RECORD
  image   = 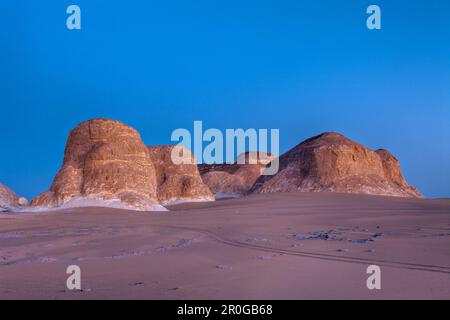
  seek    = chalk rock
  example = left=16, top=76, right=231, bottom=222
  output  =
left=147, top=145, right=214, bottom=204
left=199, top=152, right=276, bottom=197
left=251, top=132, right=421, bottom=198
left=31, top=119, right=164, bottom=211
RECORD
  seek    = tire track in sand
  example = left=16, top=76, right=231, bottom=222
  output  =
left=154, top=224, right=450, bottom=275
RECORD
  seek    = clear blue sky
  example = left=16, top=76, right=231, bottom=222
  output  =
left=0, top=0, right=449, bottom=199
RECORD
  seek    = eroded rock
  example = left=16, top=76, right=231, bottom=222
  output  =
left=147, top=145, right=214, bottom=204
left=251, top=132, right=421, bottom=198
left=31, top=118, right=163, bottom=211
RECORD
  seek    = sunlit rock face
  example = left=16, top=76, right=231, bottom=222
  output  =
left=147, top=145, right=214, bottom=204
left=251, top=132, right=421, bottom=198
left=31, top=118, right=163, bottom=211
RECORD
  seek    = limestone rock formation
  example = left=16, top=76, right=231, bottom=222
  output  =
left=199, top=152, right=276, bottom=197
left=29, top=121, right=420, bottom=211
left=147, top=145, right=214, bottom=204
left=251, top=132, right=421, bottom=198
left=31, top=118, right=164, bottom=211
left=0, top=183, right=28, bottom=211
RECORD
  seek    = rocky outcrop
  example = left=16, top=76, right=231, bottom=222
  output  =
left=31, top=119, right=164, bottom=211
left=28, top=122, right=421, bottom=211
left=199, top=152, right=276, bottom=197
left=147, top=145, right=214, bottom=204
left=0, top=183, right=28, bottom=211
left=251, top=132, right=421, bottom=198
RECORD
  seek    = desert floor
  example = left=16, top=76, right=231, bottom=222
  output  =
left=0, top=192, right=449, bottom=299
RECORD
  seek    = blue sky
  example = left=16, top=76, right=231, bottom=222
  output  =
left=0, top=0, right=449, bottom=199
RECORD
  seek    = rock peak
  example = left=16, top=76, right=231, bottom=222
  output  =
left=298, top=132, right=357, bottom=148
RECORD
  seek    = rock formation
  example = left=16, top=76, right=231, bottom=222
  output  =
left=31, top=118, right=164, bottom=211
left=28, top=121, right=421, bottom=211
left=199, top=152, right=276, bottom=197
left=147, top=145, right=214, bottom=204
left=0, top=183, right=28, bottom=211
left=251, top=132, right=421, bottom=198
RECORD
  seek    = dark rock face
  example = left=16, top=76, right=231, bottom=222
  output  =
left=199, top=152, right=276, bottom=197
left=251, top=132, right=421, bottom=198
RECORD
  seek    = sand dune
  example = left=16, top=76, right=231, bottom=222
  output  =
left=0, top=193, right=449, bottom=299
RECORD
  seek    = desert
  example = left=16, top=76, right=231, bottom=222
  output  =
left=0, top=118, right=448, bottom=300
left=1, top=192, right=449, bottom=299
left=2, top=1, right=449, bottom=306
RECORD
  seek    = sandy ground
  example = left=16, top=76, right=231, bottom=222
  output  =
left=0, top=192, right=449, bottom=299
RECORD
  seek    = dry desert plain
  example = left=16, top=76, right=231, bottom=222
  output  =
left=0, top=192, right=449, bottom=299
